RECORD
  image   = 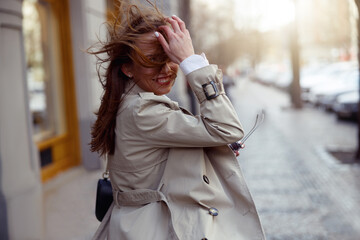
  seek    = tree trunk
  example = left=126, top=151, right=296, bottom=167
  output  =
left=179, top=0, right=198, bottom=114
left=289, top=0, right=302, bottom=109
left=180, top=0, right=191, bottom=30
left=354, top=0, right=360, bottom=160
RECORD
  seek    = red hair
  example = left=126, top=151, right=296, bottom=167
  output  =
left=88, top=0, right=169, bottom=156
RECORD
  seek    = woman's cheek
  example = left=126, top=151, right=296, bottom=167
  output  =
left=170, top=63, right=179, bottom=73
left=143, top=69, right=159, bottom=78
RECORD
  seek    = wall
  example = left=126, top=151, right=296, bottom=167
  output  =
left=0, top=0, right=44, bottom=239
left=69, top=0, right=107, bottom=170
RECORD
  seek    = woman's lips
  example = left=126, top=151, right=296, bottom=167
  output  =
left=155, top=75, right=172, bottom=85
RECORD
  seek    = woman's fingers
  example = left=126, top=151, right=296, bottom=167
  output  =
left=166, top=17, right=181, bottom=33
left=155, top=31, right=170, bottom=54
left=162, top=16, right=187, bottom=38
left=170, top=15, right=186, bottom=32
left=155, top=16, right=195, bottom=64
left=158, top=25, right=174, bottom=40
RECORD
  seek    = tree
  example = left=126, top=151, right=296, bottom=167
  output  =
left=289, top=0, right=302, bottom=108
left=191, top=1, right=265, bottom=69
left=354, top=0, right=360, bottom=160
left=179, top=0, right=198, bottom=114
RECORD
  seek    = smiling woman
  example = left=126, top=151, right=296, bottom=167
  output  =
left=89, top=1, right=265, bottom=239
left=120, top=32, right=179, bottom=96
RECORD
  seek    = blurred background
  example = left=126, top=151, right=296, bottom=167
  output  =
left=0, top=0, right=359, bottom=239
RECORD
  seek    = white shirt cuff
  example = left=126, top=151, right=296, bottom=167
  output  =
left=179, top=53, right=209, bottom=75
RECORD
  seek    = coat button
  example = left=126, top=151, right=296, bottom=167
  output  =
left=203, top=175, right=210, bottom=184
left=208, top=207, right=219, bottom=216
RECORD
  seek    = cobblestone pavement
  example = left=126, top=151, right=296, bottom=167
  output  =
left=43, top=166, right=102, bottom=240
left=230, top=79, right=360, bottom=240
left=44, top=78, right=360, bottom=240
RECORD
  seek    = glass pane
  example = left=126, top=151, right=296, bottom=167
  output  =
left=23, top=0, right=66, bottom=142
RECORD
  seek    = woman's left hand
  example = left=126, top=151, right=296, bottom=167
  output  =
left=156, top=15, right=195, bottom=64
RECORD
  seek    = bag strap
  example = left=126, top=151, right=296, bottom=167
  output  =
left=103, top=154, right=109, bottom=180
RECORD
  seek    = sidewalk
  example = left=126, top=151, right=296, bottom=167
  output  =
left=231, top=79, right=360, bottom=240
left=43, top=166, right=102, bottom=239
left=43, top=78, right=360, bottom=239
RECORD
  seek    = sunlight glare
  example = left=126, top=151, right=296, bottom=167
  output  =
left=234, top=0, right=295, bottom=32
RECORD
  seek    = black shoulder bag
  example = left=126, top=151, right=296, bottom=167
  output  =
left=95, top=155, right=113, bottom=222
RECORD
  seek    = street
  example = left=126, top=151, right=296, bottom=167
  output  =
left=231, top=78, right=360, bottom=240
left=44, top=78, right=360, bottom=240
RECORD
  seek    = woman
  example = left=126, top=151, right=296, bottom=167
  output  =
left=90, top=1, right=265, bottom=239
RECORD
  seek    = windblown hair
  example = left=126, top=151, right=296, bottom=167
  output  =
left=88, top=0, right=169, bottom=156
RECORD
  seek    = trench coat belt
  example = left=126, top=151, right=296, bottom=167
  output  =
left=92, top=189, right=180, bottom=240
left=114, top=189, right=179, bottom=239
left=113, top=188, right=167, bottom=207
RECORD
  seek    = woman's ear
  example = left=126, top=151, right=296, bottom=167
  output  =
left=121, top=63, right=133, bottom=78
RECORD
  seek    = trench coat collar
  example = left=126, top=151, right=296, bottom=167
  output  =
left=123, top=81, right=181, bottom=111
left=124, top=81, right=173, bottom=99
left=125, top=81, right=146, bottom=95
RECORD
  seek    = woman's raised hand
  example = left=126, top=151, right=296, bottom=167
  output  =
left=156, top=15, right=195, bottom=64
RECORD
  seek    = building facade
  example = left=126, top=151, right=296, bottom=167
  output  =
left=0, top=0, right=185, bottom=239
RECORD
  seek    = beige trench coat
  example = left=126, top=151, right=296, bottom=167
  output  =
left=94, top=65, right=265, bottom=240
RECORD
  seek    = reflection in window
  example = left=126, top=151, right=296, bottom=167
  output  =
left=23, top=0, right=65, bottom=142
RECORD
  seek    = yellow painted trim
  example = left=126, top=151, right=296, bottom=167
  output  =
left=41, top=156, right=78, bottom=182
left=54, top=0, right=81, bottom=165
left=36, top=134, right=68, bottom=150
left=37, top=0, right=82, bottom=183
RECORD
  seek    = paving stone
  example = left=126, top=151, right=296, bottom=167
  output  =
left=230, top=79, right=360, bottom=239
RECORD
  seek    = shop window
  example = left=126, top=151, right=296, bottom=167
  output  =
left=22, top=0, right=81, bottom=181
left=23, top=0, right=66, bottom=143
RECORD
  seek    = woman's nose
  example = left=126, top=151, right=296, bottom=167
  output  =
left=161, top=62, right=171, bottom=73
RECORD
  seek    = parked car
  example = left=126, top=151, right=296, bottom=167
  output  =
left=333, top=90, right=359, bottom=119
left=274, top=63, right=326, bottom=92
left=300, top=61, right=357, bottom=102
left=253, top=64, right=280, bottom=86
left=307, top=68, right=359, bottom=109
left=274, top=70, right=292, bottom=91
